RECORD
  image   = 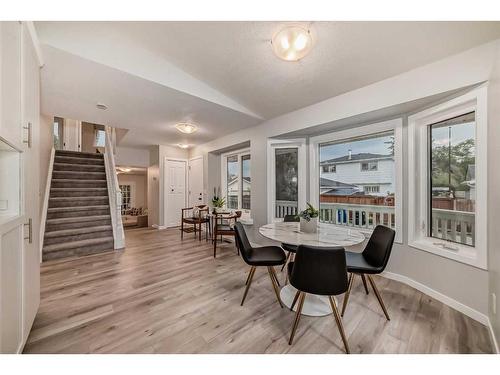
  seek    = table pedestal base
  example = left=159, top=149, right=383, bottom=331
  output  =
left=280, top=284, right=337, bottom=317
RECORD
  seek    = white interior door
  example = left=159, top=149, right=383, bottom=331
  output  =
left=63, top=119, right=81, bottom=151
left=165, top=159, right=186, bottom=227
left=188, top=157, right=204, bottom=207
left=21, top=23, right=40, bottom=345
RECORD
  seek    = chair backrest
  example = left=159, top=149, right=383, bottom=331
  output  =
left=290, top=245, right=348, bottom=296
left=234, top=222, right=253, bottom=264
left=283, top=214, right=299, bottom=222
left=362, top=225, right=395, bottom=271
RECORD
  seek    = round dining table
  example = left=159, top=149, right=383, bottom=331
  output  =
left=258, top=221, right=365, bottom=317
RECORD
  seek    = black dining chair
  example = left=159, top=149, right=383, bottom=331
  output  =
left=280, top=214, right=300, bottom=272
left=341, top=225, right=395, bottom=321
left=287, top=245, right=350, bottom=353
left=234, top=222, right=287, bottom=308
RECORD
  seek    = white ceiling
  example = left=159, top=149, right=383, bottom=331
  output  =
left=35, top=21, right=500, bottom=148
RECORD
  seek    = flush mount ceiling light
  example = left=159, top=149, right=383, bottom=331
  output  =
left=177, top=143, right=190, bottom=149
left=271, top=26, right=313, bottom=62
left=117, top=167, right=132, bottom=173
left=175, top=122, right=198, bottom=134
left=96, top=103, right=108, bottom=110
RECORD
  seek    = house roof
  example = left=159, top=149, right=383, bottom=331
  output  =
left=321, top=152, right=392, bottom=165
left=320, top=177, right=358, bottom=189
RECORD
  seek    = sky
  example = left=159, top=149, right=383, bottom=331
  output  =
left=320, top=134, right=393, bottom=161
left=431, top=121, right=475, bottom=149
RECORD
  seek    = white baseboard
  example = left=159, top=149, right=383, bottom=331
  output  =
left=381, top=271, right=489, bottom=325
left=152, top=224, right=166, bottom=230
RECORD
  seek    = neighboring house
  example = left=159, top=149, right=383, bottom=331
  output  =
left=320, top=152, right=395, bottom=196
left=227, top=176, right=251, bottom=208
left=320, top=177, right=361, bottom=196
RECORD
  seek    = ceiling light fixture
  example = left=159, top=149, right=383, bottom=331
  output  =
left=271, top=26, right=313, bottom=62
left=175, top=122, right=198, bottom=134
left=96, top=103, right=108, bottom=110
left=117, top=167, right=132, bottom=173
left=177, top=143, right=190, bottom=149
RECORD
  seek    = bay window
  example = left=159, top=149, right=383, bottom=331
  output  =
left=408, top=87, right=487, bottom=269
left=310, top=119, right=403, bottom=242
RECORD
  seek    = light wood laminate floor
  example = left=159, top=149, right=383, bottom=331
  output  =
left=24, top=227, right=494, bottom=354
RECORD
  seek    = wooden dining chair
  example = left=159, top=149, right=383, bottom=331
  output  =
left=213, top=210, right=242, bottom=258
left=181, top=205, right=210, bottom=241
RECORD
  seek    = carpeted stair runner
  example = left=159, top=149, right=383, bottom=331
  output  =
left=42, top=150, right=114, bottom=261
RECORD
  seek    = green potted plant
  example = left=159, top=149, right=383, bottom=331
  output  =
left=297, top=202, right=319, bottom=233
left=211, top=187, right=226, bottom=213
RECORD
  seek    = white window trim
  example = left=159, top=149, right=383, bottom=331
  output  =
left=407, top=86, right=487, bottom=270
left=310, top=118, right=403, bottom=243
left=267, top=138, right=307, bottom=223
left=221, top=148, right=251, bottom=220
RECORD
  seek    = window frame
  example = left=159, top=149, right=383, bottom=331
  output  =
left=407, top=86, right=487, bottom=269
left=221, top=148, right=251, bottom=218
left=310, top=118, right=403, bottom=243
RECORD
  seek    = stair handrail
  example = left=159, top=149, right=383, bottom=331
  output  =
left=39, top=147, right=55, bottom=262
left=104, top=126, right=125, bottom=249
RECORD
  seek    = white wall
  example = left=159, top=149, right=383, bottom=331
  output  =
left=190, top=39, right=500, bottom=325
left=115, top=146, right=150, bottom=168
left=487, top=42, right=500, bottom=349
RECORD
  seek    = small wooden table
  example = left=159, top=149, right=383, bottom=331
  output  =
left=259, top=222, right=365, bottom=317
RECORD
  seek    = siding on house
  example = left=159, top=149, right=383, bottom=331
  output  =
left=321, top=155, right=395, bottom=196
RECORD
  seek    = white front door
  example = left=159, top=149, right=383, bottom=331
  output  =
left=63, top=119, right=81, bottom=151
left=188, top=157, right=204, bottom=207
left=165, top=159, right=186, bottom=227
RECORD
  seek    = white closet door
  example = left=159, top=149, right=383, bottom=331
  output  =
left=188, top=157, right=204, bottom=207
left=165, top=159, right=186, bottom=227
left=21, top=23, right=40, bottom=344
left=63, top=119, right=81, bottom=151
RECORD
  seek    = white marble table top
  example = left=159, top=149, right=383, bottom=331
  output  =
left=258, top=222, right=365, bottom=247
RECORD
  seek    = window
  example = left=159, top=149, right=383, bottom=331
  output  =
left=310, top=119, right=402, bottom=242
left=94, top=129, right=106, bottom=148
left=361, top=161, right=378, bottom=171
left=322, top=164, right=336, bottom=173
left=267, top=139, right=307, bottom=222
left=53, top=117, right=64, bottom=150
left=120, top=184, right=131, bottom=214
left=364, top=185, right=380, bottom=194
left=429, top=112, right=475, bottom=247
left=221, top=149, right=251, bottom=215
left=408, top=87, right=487, bottom=269
left=242, top=155, right=251, bottom=210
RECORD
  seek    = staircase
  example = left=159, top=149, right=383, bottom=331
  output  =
left=42, top=150, right=114, bottom=261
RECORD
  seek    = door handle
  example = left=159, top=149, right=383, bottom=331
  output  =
left=24, top=218, right=32, bottom=244
left=23, top=122, right=32, bottom=148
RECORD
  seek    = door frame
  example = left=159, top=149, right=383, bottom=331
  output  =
left=188, top=156, right=204, bottom=207
left=267, top=138, right=307, bottom=223
left=163, top=157, right=188, bottom=228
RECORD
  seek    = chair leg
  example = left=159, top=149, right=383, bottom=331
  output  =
left=367, top=275, right=390, bottom=321
left=341, top=273, right=355, bottom=317
left=290, top=290, right=301, bottom=311
left=281, top=252, right=291, bottom=272
left=213, top=230, right=217, bottom=258
left=241, top=266, right=256, bottom=306
left=328, top=296, right=350, bottom=354
left=181, top=220, right=184, bottom=239
left=199, top=222, right=202, bottom=241
left=361, top=274, right=369, bottom=295
left=267, top=267, right=283, bottom=308
left=244, top=266, right=254, bottom=285
left=288, top=292, right=305, bottom=345
left=270, top=266, right=281, bottom=287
